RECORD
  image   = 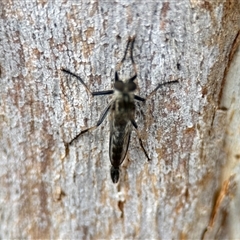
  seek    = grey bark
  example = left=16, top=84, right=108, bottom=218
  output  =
left=0, top=0, right=240, bottom=239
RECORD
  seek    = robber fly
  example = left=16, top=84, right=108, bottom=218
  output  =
left=62, top=37, right=178, bottom=183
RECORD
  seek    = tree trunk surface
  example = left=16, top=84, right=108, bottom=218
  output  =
left=0, top=1, right=240, bottom=239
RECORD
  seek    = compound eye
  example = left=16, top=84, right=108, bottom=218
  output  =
left=127, top=81, right=136, bottom=91
left=114, top=81, right=124, bottom=91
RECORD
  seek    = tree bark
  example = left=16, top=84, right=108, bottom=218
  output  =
left=0, top=0, right=239, bottom=239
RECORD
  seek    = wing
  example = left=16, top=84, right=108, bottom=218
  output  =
left=109, top=121, right=132, bottom=168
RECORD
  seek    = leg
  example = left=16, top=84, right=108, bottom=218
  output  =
left=92, top=90, right=114, bottom=96
left=145, top=80, right=179, bottom=100
left=61, top=68, right=114, bottom=96
left=121, top=37, right=132, bottom=63
left=69, top=101, right=113, bottom=145
left=131, top=119, right=150, bottom=161
left=61, top=68, right=92, bottom=94
left=129, top=36, right=138, bottom=77
left=134, top=80, right=179, bottom=102
left=115, top=36, right=137, bottom=80
left=134, top=95, right=146, bottom=102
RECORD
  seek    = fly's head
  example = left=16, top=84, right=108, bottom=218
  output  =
left=114, top=78, right=137, bottom=93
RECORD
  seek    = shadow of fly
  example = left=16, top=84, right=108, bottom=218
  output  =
left=62, top=36, right=179, bottom=183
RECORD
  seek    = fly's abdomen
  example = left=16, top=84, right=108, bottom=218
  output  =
left=109, top=122, right=132, bottom=168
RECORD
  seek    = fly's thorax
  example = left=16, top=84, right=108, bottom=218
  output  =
left=113, top=90, right=135, bottom=116
left=112, top=74, right=137, bottom=118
